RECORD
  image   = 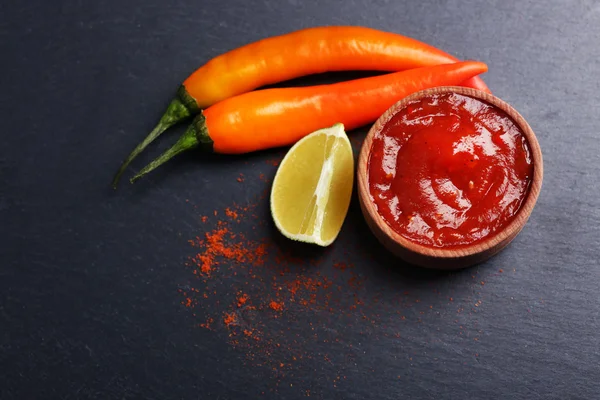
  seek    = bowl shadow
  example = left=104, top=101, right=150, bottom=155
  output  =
left=345, top=188, right=479, bottom=287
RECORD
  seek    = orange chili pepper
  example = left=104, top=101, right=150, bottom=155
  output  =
left=112, top=26, right=489, bottom=187
left=130, top=61, right=488, bottom=183
left=184, top=26, right=490, bottom=108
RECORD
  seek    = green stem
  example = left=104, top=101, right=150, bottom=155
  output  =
left=111, top=86, right=199, bottom=189
left=129, top=113, right=213, bottom=184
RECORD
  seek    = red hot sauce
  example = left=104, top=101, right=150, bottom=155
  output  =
left=368, top=93, right=533, bottom=249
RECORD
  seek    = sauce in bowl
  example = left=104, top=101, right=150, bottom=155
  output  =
left=367, top=92, right=534, bottom=249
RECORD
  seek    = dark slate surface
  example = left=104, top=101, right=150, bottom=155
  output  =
left=2, top=0, right=599, bottom=398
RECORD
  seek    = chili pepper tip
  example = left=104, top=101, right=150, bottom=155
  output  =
left=112, top=122, right=168, bottom=188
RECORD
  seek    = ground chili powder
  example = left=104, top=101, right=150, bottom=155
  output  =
left=180, top=187, right=372, bottom=382
left=178, top=166, right=501, bottom=394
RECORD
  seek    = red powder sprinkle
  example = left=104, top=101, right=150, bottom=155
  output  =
left=259, top=173, right=268, bottom=182
left=180, top=197, right=418, bottom=393
left=225, top=207, right=239, bottom=220
left=333, top=262, right=350, bottom=271
left=198, top=254, right=214, bottom=275
left=237, top=173, right=245, bottom=182
left=237, top=293, right=249, bottom=308
left=266, top=158, right=280, bottom=166
left=269, top=301, right=284, bottom=312
left=224, top=312, right=237, bottom=327
left=201, top=216, right=208, bottom=223
left=200, top=317, right=214, bottom=329
left=188, top=216, right=267, bottom=277
left=499, top=269, right=504, bottom=273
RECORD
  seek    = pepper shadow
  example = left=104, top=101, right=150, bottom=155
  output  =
left=260, top=70, right=388, bottom=90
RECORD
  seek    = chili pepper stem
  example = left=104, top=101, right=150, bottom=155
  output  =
left=129, top=126, right=199, bottom=184
left=129, top=114, right=213, bottom=184
left=112, top=86, right=199, bottom=188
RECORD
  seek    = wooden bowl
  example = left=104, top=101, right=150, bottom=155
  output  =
left=357, top=86, right=543, bottom=269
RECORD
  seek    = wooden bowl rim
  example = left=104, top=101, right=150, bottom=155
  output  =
left=357, top=86, right=544, bottom=260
